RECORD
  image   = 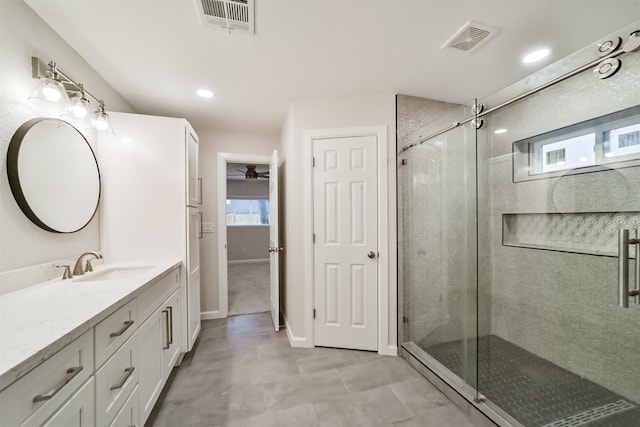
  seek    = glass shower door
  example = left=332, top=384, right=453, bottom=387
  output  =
left=475, top=39, right=640, bottom=426
left=399, top=102, right=481, bottom=394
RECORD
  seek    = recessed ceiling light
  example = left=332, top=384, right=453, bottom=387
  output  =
left=197, top=89, right=214, bottom=98
left=494, top=128, right=508, bottom=134
left=523, top=48, right=551, bottom=64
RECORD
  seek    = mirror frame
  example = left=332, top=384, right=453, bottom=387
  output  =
left=6, top=117, right=101, bottom=233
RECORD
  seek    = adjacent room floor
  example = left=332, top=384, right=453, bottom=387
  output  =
left=147, top=312, right=486, bottom=427
left=227, top=261, right=270, bottom=316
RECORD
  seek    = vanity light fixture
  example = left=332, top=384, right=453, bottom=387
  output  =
left=29, top=61, right=71, bottom=105
left=522, top=48, right=551, bottom=64
left=69, top=84, right=92, bottom=119
left=30, top=57, right=113, bottom=133
left=197, top=89, right=214, bottom=98
left=93, top=101, right=114, bottom=134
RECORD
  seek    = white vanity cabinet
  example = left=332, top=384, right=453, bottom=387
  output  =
left=0, top=330, right=94, bottom=427
left=136, top=268, right=181, bottom=425
left=0, top=262, right=183, bottom=427
left=101, top=112, right=202, bottom=354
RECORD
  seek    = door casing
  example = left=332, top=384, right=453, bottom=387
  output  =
left=303, top=125, right=393, bottom=355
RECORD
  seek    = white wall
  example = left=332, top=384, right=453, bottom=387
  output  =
left=0, top=0, right=134, bottom=281
left=198, top=129, right=279, bottom=316
left=280, top=93, right=397, bottom=351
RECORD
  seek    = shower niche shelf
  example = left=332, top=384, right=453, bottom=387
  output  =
left=502, top=211, right=639, bottom=258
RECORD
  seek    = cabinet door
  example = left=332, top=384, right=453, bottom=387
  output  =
left=136, top=310, right=163, bottom=425
left=39, top=378, right=94, bottom=427
left=162, top=291, right=181, bottom=377
left=186, top=125, right=200, bottom=206
left=186, top=207, right=201, bottom=351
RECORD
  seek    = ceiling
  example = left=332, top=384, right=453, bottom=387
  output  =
left=24, top=0, right=640, bottom=134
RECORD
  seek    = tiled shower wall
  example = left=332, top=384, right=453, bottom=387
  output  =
left=479, top=33, right=640, bottom=403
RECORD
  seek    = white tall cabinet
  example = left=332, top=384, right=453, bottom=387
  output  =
left=100, top=113, right=202, bottom=353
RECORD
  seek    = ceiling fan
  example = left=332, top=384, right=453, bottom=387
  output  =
left=232, top=164, right=269, bottom=180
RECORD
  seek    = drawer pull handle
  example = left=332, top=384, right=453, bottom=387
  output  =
left=110, top=320, right=134, bottom=338
left=162, top=309, right=170, bottom=349
left=167, top=306, right=174, bottom=345
left=32, top=366, right=83, bottom=403
left=110, top=367, right=135, bottom=390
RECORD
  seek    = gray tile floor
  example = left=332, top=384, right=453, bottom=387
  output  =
left=147, top=312, right=484, bottom=427
left=228, top=261, right=270, bottom=316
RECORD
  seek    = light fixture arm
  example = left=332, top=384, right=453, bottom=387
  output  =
left=33, top=57, right=103, bottom=105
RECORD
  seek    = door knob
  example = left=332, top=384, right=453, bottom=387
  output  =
left=268, top=247, right=273, bottom=253
left=367, top=251, right=376, bottom=259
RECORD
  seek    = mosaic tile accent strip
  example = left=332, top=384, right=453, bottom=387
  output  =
left=502, top=212, right=640, bottom=258
left=421, top=335, right=639, bottom=427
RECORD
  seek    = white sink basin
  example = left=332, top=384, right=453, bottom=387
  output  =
left=74, top=266, right=155, bottom=282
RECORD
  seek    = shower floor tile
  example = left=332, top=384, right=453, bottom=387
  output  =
left=421, top=335, right=639, bottom=427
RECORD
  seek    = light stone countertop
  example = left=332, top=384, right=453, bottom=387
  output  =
left=0, top=259, right=181, bottom=391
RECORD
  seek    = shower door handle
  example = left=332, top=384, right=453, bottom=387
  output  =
left=618, top=228, right=640, bottom=308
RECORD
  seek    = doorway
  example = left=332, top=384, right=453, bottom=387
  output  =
left=217, top=152, right=281, bottom=331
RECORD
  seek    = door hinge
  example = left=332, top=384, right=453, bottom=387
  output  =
left=402, top=316, right=409, bottom=323
left=313, top=233, right=316, bottom=243
left=401, top=158, right=407, bottom=166
left=313, top=308, right=316, bottom=319
left=312, top=157, right=316, bottom=167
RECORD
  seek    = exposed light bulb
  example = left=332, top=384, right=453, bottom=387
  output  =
left=95, top=116, right=109, bottom=131
left=523, top=48, right=551, bottom=64
left=72, top=104, right=88, bottom=118
left=197, top=89, right=214, bottom=98
left=42, top=85, right=62, bottom=101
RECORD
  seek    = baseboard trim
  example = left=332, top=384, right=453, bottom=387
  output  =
left=227, top=259, right=269, bottom=265
left=201, top=310, right=225, bottom=320
left=284, top=315, right=311, bottom=348
left=380, top=344, right=398, bottom=356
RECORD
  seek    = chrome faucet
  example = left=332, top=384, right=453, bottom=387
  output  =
left=72, top=251, right=103, bottom=276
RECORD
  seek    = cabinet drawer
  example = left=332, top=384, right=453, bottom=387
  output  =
left=95, top=299, right=137, bottom=368
left=137, top=267, right=180, bottom=323
left=39, top=377, right=94, bottom=427
left=0, top=330, right=93, bottom=427
left=109, top=385, right=139, bottom=427
left=96, top=333, right=138, bottom=427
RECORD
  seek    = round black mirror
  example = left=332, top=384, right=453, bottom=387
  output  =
left=7, top=118, right=101, bottom=233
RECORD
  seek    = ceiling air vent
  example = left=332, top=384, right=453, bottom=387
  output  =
left=197, top=0, right=254, bottom=33
left=443, top=21, right=499, bottom=53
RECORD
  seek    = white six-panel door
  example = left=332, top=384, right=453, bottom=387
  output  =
left=313, top=135, right=378, bottom=351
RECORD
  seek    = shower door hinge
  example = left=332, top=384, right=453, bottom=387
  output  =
left=402, top=316, right=409, bottom=323
left=313, top=308, right=316, bottom=319
left=401, top=159, right=407, bottom=166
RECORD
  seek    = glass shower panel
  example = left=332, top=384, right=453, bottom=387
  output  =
left=399, top=102, right=480, bottom=391
left=475, top=27, right=640, bottom=426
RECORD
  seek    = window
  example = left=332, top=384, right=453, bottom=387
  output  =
left=226, top=198, right=270, bottom=225
left=513, top=106, right=640, bottom=182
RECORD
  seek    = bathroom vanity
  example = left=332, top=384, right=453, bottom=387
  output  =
left=0, top=260, right=182, bottom=427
